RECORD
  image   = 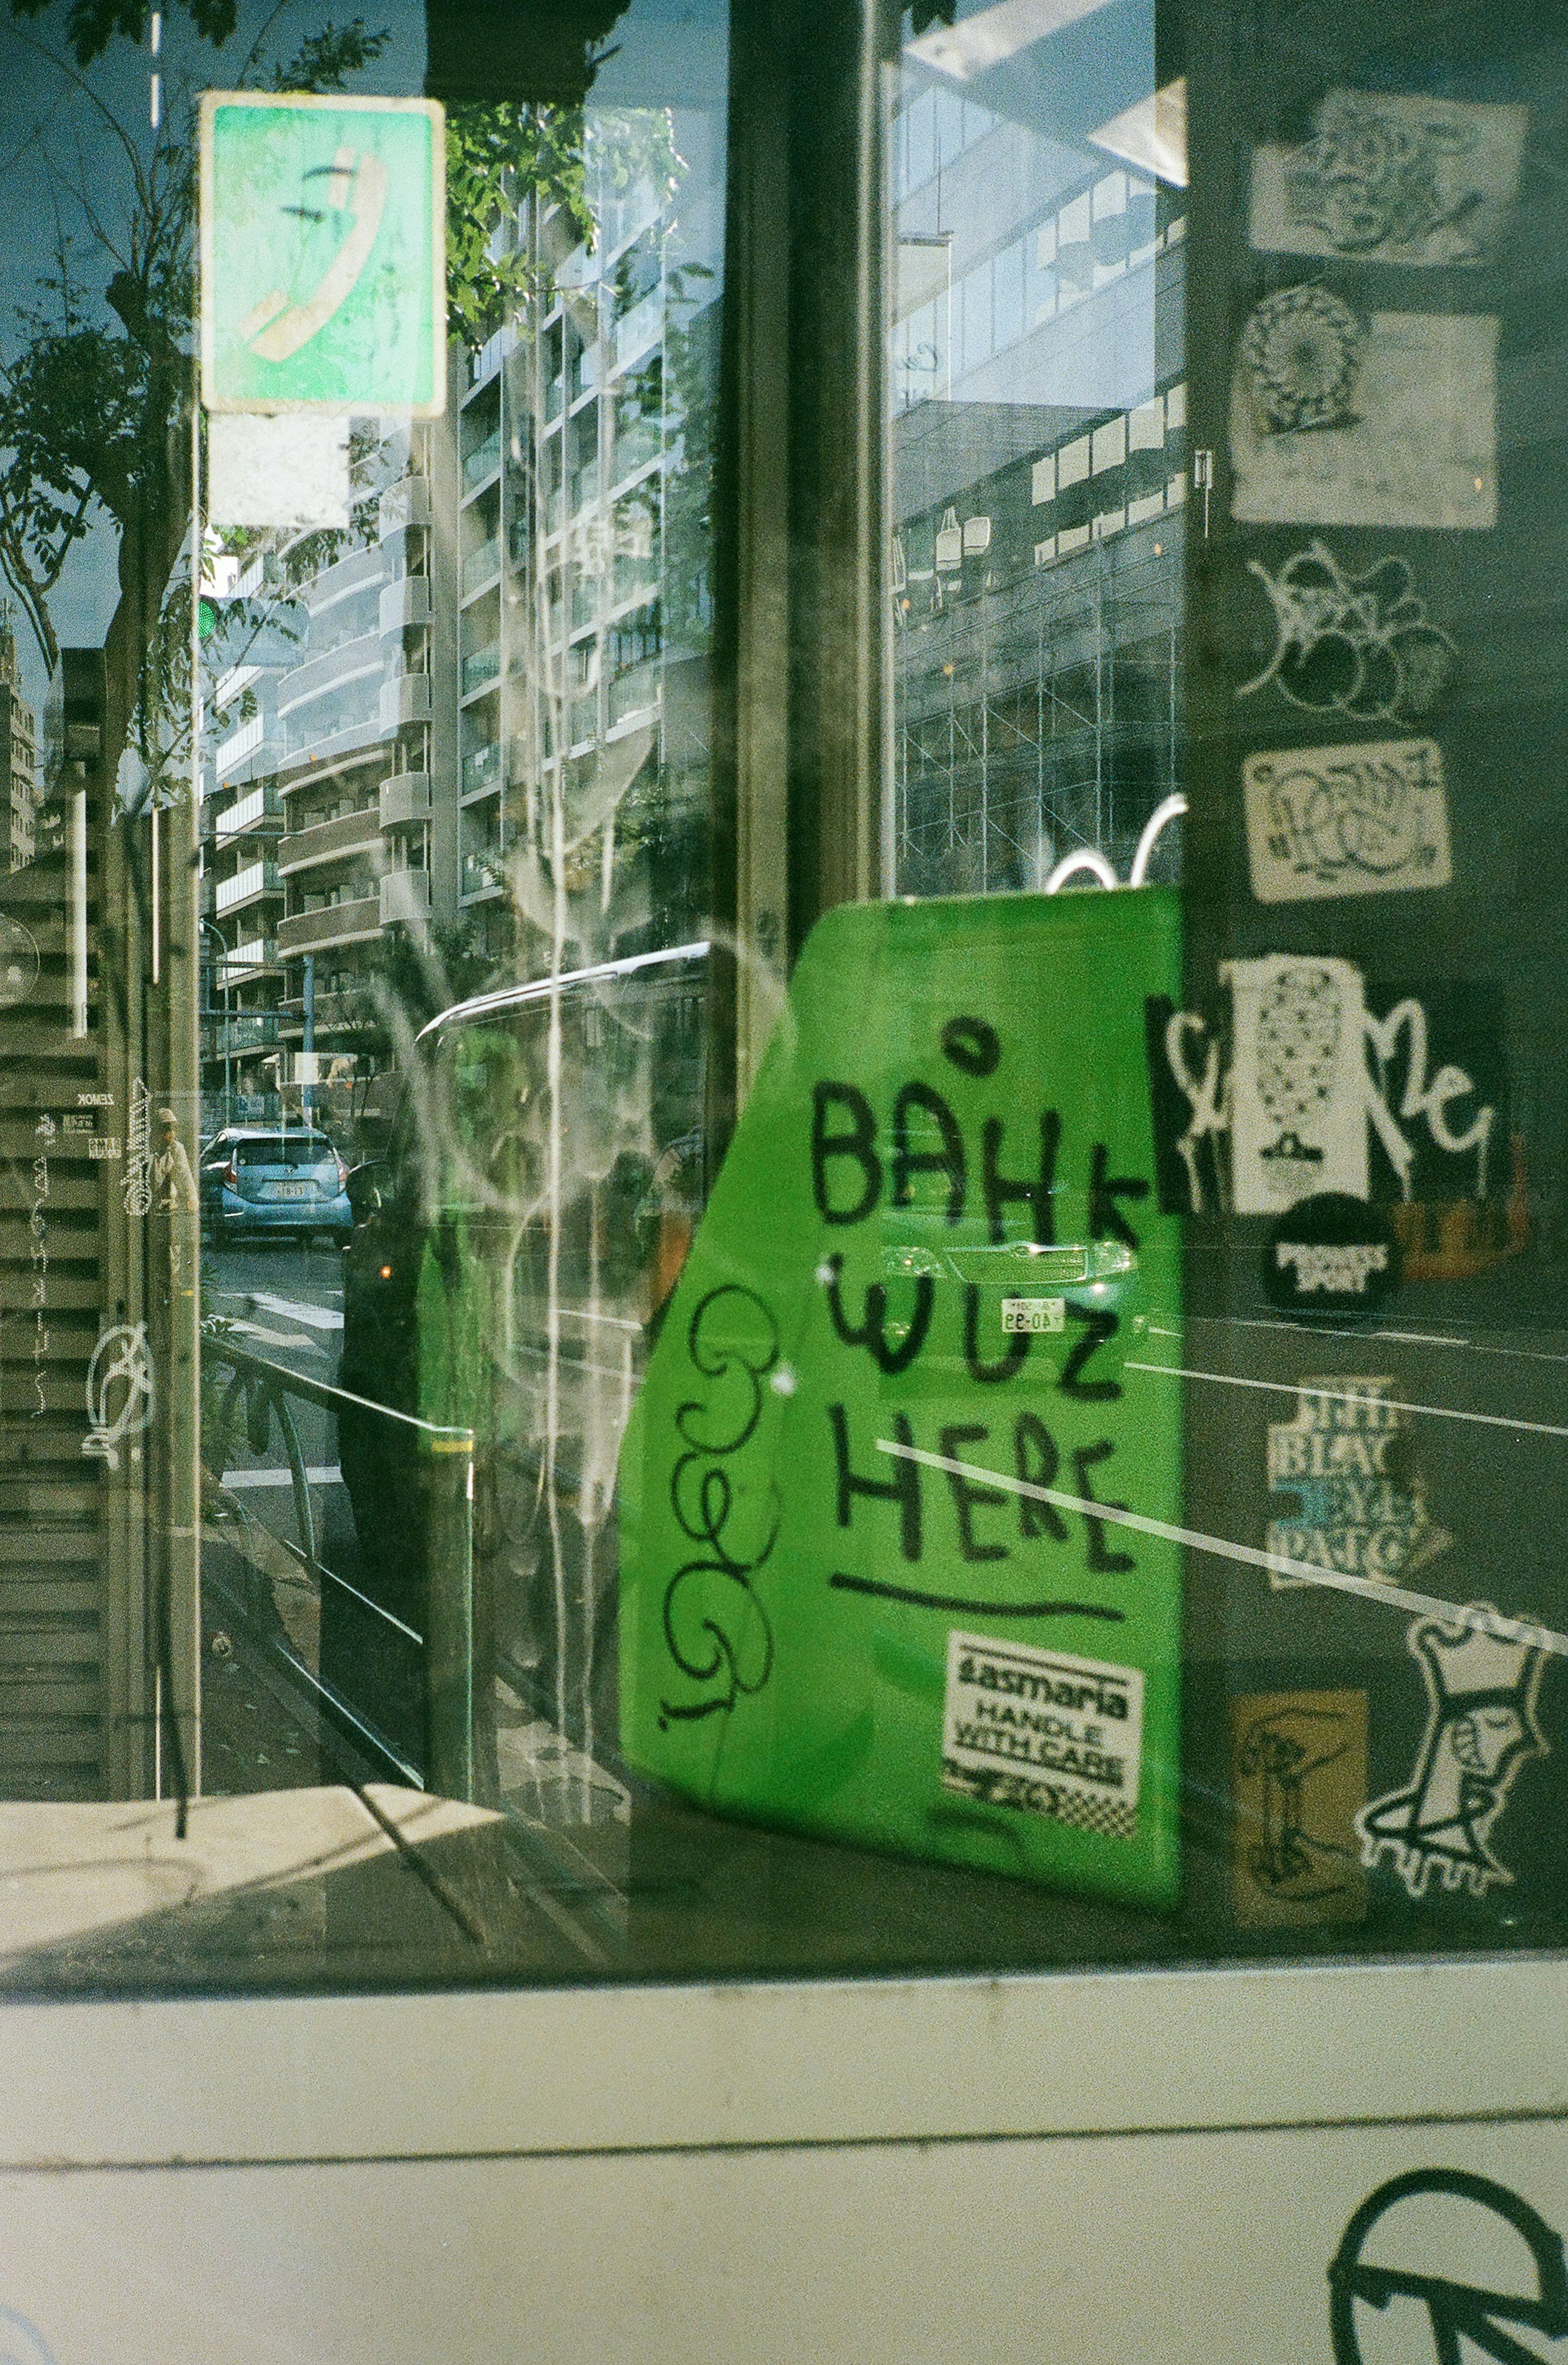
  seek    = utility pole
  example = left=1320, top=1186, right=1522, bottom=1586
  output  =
left=199, top=918, right=232, bottom=1127
left=302, top=950, right=314, bottom=1124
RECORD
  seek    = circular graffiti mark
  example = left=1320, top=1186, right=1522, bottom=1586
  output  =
left=1241, top=285, right=1365, bottom=432
left=1330, top=2167, right=1568, bottom=2365
left=0, top=2307, right=58, bottom=2365
left=82, top=1321, right=155, bottom=1471
left=0, top=915, right=39, bottom=1011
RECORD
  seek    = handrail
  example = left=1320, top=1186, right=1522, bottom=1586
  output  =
left=205, top=1328, right=473, bottom=1445
left=202, top=1326, right=479, bottom=1799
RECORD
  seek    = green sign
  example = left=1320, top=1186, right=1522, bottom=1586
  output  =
left=619, top=890, right=1185, bottom=1908
left=200, top=91, right=445, bottom=417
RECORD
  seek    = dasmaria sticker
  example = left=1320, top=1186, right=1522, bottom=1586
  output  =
left=942, top=1632, right=1144, bottom=1839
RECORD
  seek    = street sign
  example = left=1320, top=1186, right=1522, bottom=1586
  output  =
left=199, top=91, right=445, bottom=418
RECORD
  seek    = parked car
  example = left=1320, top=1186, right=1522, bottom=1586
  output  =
left=199, top=1126, right=352, bottom=1243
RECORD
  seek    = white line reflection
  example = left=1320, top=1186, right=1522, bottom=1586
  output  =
left=220, top=1465, right=341, bottom=1489
left=1198, top=1312, right=1568, bottom=1367
left=1125, top=1361, right=1568, bottom=1442
left=875, top=1438, right=1568, bottom=1664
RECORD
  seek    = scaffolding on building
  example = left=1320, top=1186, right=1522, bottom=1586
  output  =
left=893, top=525, right=1181, bottom=898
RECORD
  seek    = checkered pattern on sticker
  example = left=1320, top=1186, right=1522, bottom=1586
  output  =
left=942, top=1758, right=1138, bottom=1840
left=1050, top=1789, right=1138, bottom=1840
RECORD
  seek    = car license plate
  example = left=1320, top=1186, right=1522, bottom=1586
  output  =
left=265, top=1180, right=312, bottom=1199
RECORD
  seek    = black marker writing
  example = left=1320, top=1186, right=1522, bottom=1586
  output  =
left=1060, top=1301, right=1122, bottom=1400
left=830, top=1402, right=922, bottom=1561
left=829, top=1402, right=1136, bottom=1581
left=1072, top=1439, right=1136, bottom=1574
left=823, top=1254, right=933, bottom=1375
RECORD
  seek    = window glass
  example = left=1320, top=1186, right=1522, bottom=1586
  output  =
left=868, top=0, right=1568, bottom=1977
left=0, top=0, right=1561, bottom=1998
left=0, top=0, right=734, bottom=1986
left=889, top=0, right=1185, bottom=901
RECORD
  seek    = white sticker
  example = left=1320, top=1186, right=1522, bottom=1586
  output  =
left=1243, top=738, right=1451, bottom=903
left=1000, top=1296, right=1065, bottom=1334
left=942, top=1632, right=1143, bottom=1840
left=207, top=412, right=350, bottom=529
left=1223, top=954, right=1369, bottom=1212
left=1274, top=1238, right=1388, bottom=1295
left=1250, top=91, right=1528, bottom=270
left=1266, top=1376, right=1449, bottom=1592
left=1230, top=304, right=1497, bottom=532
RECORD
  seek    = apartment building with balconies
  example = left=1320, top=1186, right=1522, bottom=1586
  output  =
left=196, top=127, right=720, bottom=1142
left=268, top=415, right=461, bottom=1128
left=452, top=120, right=723, bottom=982
left=0, top=613, right=39, bottom=875
left=198, top=552, right=291, bottom=1127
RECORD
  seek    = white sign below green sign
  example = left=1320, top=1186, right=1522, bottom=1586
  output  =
left=199, top=90, right=445, bottom=418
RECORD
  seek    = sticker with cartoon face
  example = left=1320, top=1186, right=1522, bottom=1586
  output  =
left=1357, top=1602, right=1547, bottom=1899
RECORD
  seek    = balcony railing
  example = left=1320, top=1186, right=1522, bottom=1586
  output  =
left=617, top=290, right=663, bottom=370
left=277, top=899, right=381, bottom=955
left=462, top=644, right=501, bottom=695
left=278, top=633, right=381, bottom=714
left=216, top=713, right=265, bottom=775
left=379, top=772, right=432, bottom=830
left=470, top=318, right=518, bottom=389
left=380, top=868, right=432, bottom=927
left=379, top=672, right=432, bottom=730
left=462, top=742, right=502, bottom=796
left=461, top=431, right=501, bottom=489
left=278, top=803, right=381, bottom=873
left=379, top=576, right=431, bottom=633
left=221, top=936, right=278, bottom=982
left=215, top=784, right=282, bottom=843
left=215, top=860, right=281, bottom=915
left=378, top=477, right=432, bottom=537
left=462, top=539, right=501, bottom=597
left=203, top=1012, right=281, bottom=1053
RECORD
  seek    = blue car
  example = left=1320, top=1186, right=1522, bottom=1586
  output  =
left=199, top=1126, right=352, bottom=1243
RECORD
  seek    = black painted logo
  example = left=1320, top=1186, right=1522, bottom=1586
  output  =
left=1262, top=1191, right=1400, bottom=1316
left=1330, top=2168, right=1568, bottom=2364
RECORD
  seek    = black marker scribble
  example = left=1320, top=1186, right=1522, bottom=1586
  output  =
left=1238, top=541, right=1455, bottom=723
left=941, top=1015, right=1001, bottom=1078
left=824, top=1252, right=933, bottom=1375
left=661, top=1284, right=781, bottom=1725
left=829, top=1571, right=1123, bottom=1619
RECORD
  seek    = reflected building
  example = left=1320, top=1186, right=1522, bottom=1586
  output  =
left=201, top=551, right=286, bottom=1127
left=198, top=118, right=720, bottom=1139
left=453, top=120, right=722, bottom=984
left=273, top=421, right=460, bottom=1122
left=889, top=69, right=1187, bottom=895
left=199, top=422, right=462, bottom=1141
left=0, top=615, right=38, bottom=876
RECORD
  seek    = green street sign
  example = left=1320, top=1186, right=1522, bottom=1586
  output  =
left=619, top=889, right=1185, bottom=1908
left=199, top=91, right=445, bottom=418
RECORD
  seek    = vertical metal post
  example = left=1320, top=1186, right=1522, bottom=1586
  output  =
left=70, top=791, right=88, bottom=1037
left=783, top=0, right=896, bottom=948
left=302, top=950, right=314, bottom=1121
left=423, top=1432, right=478, bottom=1800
